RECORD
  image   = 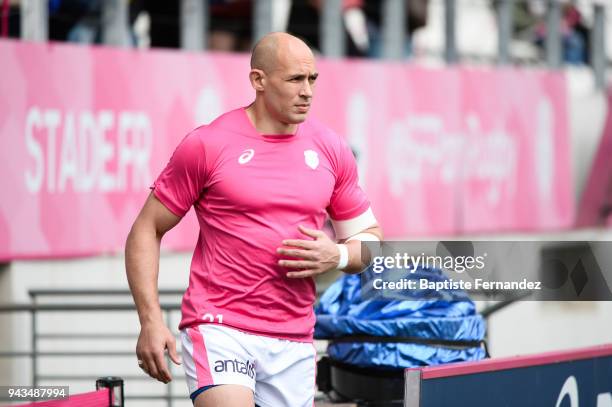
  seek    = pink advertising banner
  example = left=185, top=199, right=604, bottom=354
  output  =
left=576, top=86, right=612, bottom=228
left=0, top=40, right=573, bottom=260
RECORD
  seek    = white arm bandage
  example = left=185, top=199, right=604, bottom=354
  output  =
left=346, top=232, right=380, bottom=243
left=331, top=207, right=378, bottom=240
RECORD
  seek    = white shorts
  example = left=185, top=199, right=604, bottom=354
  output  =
left=181, top=324, right=316, bottom=407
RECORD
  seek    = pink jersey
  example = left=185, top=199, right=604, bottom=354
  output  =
left=152, top=107, right=370, bottom=342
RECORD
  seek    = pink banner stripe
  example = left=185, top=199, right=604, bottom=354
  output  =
left=188, top=326, right=214, bottom=388
left=4, top=389, right=110, bottom=407
left=407, top=343, right=612, bottom=379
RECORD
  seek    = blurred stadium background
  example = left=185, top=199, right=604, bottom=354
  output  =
left=1, top=0, right=611, bottom=405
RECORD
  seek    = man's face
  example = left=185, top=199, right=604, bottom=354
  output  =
left=262, top=48, right=318, bottom=126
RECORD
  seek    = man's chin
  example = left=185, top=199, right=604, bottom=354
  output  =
left=287, top=112, right=308, bottom=124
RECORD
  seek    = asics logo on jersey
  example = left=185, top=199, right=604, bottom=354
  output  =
left=304, top=149, right=319, bottom=169
left=238, top=149, right=255, bottom=164
left=214, top=358, right=256, bottom=379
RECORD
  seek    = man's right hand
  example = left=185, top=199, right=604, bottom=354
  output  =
left=126, top=193, right=183, bottom=384
left=136, top=321, right=181, bottom=383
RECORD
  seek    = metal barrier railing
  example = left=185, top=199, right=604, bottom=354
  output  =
left=0, top=290, right=184, bottom=406
left=0, top=288, right=336, bottom=405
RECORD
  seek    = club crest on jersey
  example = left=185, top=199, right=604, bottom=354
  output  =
left=238, top=149, right=254, bottom=164
left=304, top=150, right=319, bottom=169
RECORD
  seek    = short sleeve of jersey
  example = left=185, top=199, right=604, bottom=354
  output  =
left=327, top=138, right=370, bottom=221
left=151, top=130, right=208, bottom=217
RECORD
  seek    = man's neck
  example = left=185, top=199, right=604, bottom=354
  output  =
left=245, top=102, right=297, bottom=135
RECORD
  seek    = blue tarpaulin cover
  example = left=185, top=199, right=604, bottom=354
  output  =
left=315, top=268, right=487, bottom=369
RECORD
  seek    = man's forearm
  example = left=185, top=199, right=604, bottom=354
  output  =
left=342, top=225, right=383, bottom=274
left=125, top=221, right=164, bottom=326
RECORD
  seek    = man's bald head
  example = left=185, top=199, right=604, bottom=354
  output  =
left=250, top=32, right=314, bottom=73
left=247, top=32, right=317, bottom=129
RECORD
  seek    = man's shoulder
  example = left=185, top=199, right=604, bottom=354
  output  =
left=302, top=116, right=342, bottom=145
left=188, top=108, right=244, bottom=141
left=208, top=107, right=245, bottom=129
left=302, top=116, right=349, bottom=160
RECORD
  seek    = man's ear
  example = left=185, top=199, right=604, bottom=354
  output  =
left=249, top=69, right=266, bottom=92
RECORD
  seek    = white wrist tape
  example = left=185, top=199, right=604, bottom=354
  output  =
left=346, top=232, right=380, bottom=242
left=336, top=244, right=349, bottom=270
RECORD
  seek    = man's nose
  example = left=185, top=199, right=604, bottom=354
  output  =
left=300, top=81, right=313, bottom=98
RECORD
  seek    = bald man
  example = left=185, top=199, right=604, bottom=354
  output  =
left=126, top=32, right=383, bottom=407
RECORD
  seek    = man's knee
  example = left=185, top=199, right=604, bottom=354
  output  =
left=193, top=384, right=254, bottom=407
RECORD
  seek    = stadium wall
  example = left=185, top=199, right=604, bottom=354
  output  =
left=0, top=39, right=575, bottom=260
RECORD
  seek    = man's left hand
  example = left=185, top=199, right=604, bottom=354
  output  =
left=277, top=225, right=339, bottom=278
